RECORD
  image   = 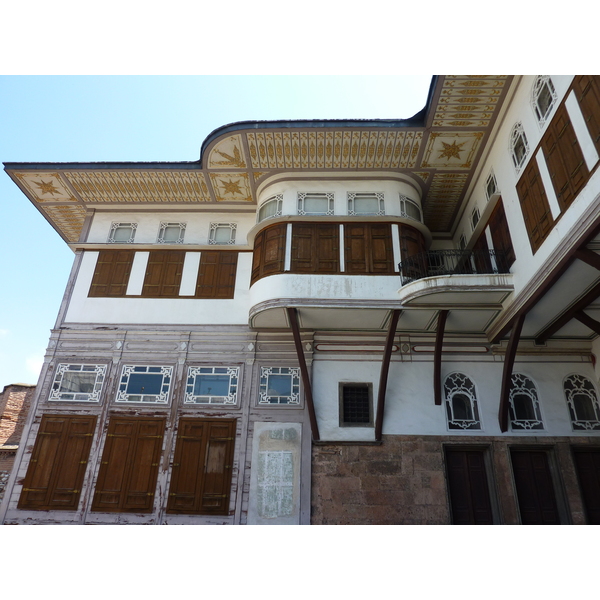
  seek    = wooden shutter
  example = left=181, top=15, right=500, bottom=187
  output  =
left=91, top=417, right=165, bottom=513
left=487, top=199, right=516, bottom=268
left=398, top=224, right=427, bottom=280
left=369, top=224, right=394, bottom=273
left=573, top=75, right=600, bottom=154
left=542, top=103, right=589, bottom=211
left=195, top=252, right=238, bottom=299
left=511, top=450, right=560, bottom=524
left=572, top=448, right=600, bottom=524
left=445, top=449, right=494, bottom=524
left=472, top=229, right=493, bottom=273
left=167, top=418, right=236, bottom=515
left=250, top=223, right=286, bottom=285
left=88, top=250, right=134, bottom=297
left=516, top=159, right=554, bottom=253
left=141, top=250, right=185, bottom=297
left=291, top=223, right=339, bottom=274
left=344, top=223, right=369, bottom=274
left=18, top=415, right=96, bottom=511
left=344, top=223, right=394, bottom=274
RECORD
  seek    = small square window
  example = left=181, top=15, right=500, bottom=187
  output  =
left=49, top=363, right=107, bottom=402
left=115, top=365, right=173, bottom=404
left=532, top=76, right=557, bottom=126
left=209, top=223, right=237, bottom=245
left=258, top=367, right=300, bottom=405
left=485, top=173, right=498, bottom=201
left=339, top=383, right=373, bottom=426
left=510, top=122, right=529, bottom=171
left=399, top=195, right=422, bottom=222
left=258, top=195, right=283, bottom=222
left=471, top=207, right=480, bottom=231
left=458, top=234, right=467, bottom=250
left=297, top=192, right=334, bottom=216
left=158, top=222, right=186, bottom=244
left=348, top=192, right=385, bottom=216
left=108, top=222, right=137, bottom=243
left=185, top=366, right=239, bottom=405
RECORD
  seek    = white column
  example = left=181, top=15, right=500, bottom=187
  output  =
left=179, top=252, right=201, bottom=296
left=339, top=224, right=345, bottom=272
left=126, top=251, right=149, bottom=295
left=535, top=150, right=561, bottom=220
left=391, top=224, right=401, bottom=272
left=284, top=223, right=292, bottom=271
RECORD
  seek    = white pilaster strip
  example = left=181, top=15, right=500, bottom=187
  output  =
left=339, top=224, right=345, bottom=272
left=179, top=252, right=201, bottom=296
left=284, top=223, right=292, bottom=271
left=391, top=224, right=401, bottom=272
left=565, top=90, right=600, bottom=171
left=535, top=150, right=561, bottom=220
left=126, top=251, right=149, bottom=295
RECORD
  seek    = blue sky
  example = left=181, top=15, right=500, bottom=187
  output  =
left=0, top=75, right=433, bottom=387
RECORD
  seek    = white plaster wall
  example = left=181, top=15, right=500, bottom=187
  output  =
left=86, top=211, right=256, bottom=245
left=311, top=353, right=600, bottom=440
left=64, top=251, right=253, bottom=325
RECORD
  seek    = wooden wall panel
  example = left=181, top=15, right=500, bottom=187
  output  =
left=88, top=250, right=134, bottom=297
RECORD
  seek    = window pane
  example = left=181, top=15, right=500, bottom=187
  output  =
left=113, top=226, right=133, bottom=242
left=60, top=372, right=96, bottom=394
left=259, top=199, right=279, bottom=221
left=267, top=375, right=292, bottom=396
left=214, top=227, right=232, bottom=243
left=513, top=394, right=535, bottom=420
left=574, top=393, right=596, bottom=421
left=193, top=374, right=230, bottom=397
left=452, top=393, right=473, bottom=420
left=126, top=373, right=163, bottom=395
left=162, top=226, right=181, bottom=242
left=303, top=196, right=328, bottom=214
left=355, top=196, right=380, bottom=214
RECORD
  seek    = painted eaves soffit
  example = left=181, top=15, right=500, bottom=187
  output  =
left=4, top=76, right=512, bottom=244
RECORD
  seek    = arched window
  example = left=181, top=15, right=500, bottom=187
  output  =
left=563, top=374, right=600, bottom=431
left=509, top=373, right=543, bottom=430
left=509, top=122, right=529, bottom=171
left=257, top=194, right=283, bottom=223
left=444, top=372, right=481, bottom=430
left=532, top=76, right=557, bottom=126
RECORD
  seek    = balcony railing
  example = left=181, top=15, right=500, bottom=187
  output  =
left=399, top=249, right=510, bottom=286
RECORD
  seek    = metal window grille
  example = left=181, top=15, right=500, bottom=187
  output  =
left=340, top=384, right=372, bottom=425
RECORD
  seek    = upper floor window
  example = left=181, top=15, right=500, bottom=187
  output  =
left=115, top=365, right=173, bottom=404
left=510, top=122, right=529, bottom=171
left=563, top=374, right=600, bottom=431
left=49, top=363, right=107, bottom=402
left=347, top=192, right=385, bottom=216
left=258, top=366, right=300, bottom=405
left=532, top=76, right=557, bottom=126
left=485, top=173, right=499, bottom=201
left=209, top=222, right=237, bottom=245
left=157, top=222, right=186, bottom=244
left=399, top=195, right=422, bottom=222
left=185, top=366, right=239, bottom=405
left=458, top=233, right=467, bottom=250
left=258, top=194, right=283, bottom=223
left=108, top=222, right=137, bottom=243
left=297, top=192, right=334, bottom=216
left=444, top=372, right=481, bottom=430
left=471, top=207, right=481, bottom=231
left=509, top=373, right=544, bottom=430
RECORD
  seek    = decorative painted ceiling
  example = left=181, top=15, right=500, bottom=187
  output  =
left=5, top=76, right=513, bottom=243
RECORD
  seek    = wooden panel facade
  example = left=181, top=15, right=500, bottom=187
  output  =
left=141, top=250, right=186, bottom=297
left=290, top=223, right=339, bottom=274
left=195, top=251, right=238, bottom=298
left=573, top=75, right=600, bottom=154
left=251, top=223, right=286, bottom=285
left=88, top=250, right=134, bottom=297
left=344, top=223, right=394, bottom=274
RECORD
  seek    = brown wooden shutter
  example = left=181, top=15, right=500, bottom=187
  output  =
left=91, top=417, right=165, bottom=513
left=573, top=75, right=600, bottom=154
left=167, top=418, right=236, bottom=515
left=398, top=224, right=427, bottom=280
left=195, top=251, right=238, bottom=299
left=542, top=103, right=589, bottom=211
left=18, top=415, right=96, bottom=511
left=487, top=199, right=516, bottom=268
left=369, top=224, right=394, bottom=273
left=290, top=223, right=339, bottom=274
left=344, top=223, right=369, bottom=274
left=344, top=223, right=394, bottom=274
left=88, top=250, right=134, bottom=297
left=472, top=229, right=493, bottom=273
left=572, top=448, right=600, bottom=524
left=516, top=159, right=554, bottom=253
left=445, top=449, right=493, bottom=524
left=141, top=250, right=185, bottom=298
left=250, top=223, right=286, bottom=285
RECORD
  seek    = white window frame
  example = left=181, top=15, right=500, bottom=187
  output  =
left=108, top=222, right=137, bottom=243
left=458, top=233, right=467, bottom=250
left=209, top=222, right=237, bottom=245
left=347, top=192, right=385, bottom=216
left=184, top=366, right=239, bottom=405
left=471, top=206, right=481, bottom=231
left=258, top=366, right=300, bottom=405
left=485, top=172, right=499, bottom=202
left=509, top=373, right=544, bottom=430
left=157, top=222, right=186, bottom=244
left=563, top=374, right=600, bottom=431
left=48, top=363, right=107, bottom=403
left=444, top=372, right=481, bottom=430
left=509, top=122, right=529, bottom=172
left=297, top=192, right=334, bottom=216
left=257, top=194, right=283, bottom=223
left=532, top=76, right=557, bottom=127
left=115, top=364, right=173, bottom=405
left=399, top=195, right=422, bottom=222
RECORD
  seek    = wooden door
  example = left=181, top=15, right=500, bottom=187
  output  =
left=445, top=449, right=494, bottom=524
left=572, top=448, right=600, bottom=524
left=511, top=450, right=560, bottom=524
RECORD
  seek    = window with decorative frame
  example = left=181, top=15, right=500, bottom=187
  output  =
left=258, top=367, right=300, bottom=405
left=444, top=373, right=481, bottom=430
left=510, top=123, right=529, bottom=171
left=108, top=222, right=137, bottom=243
left=485, top=173, right=499, bottom=201
left=471, top=207, right=481, bottom=231
left=563, top=374, right=600, bottom=431
left=509, top=373, right=544, bottom=430
left=348, top=192, right=385, bottom=216
left=115, top=365, right=173, bottom=404
left=49, top=363, right=107, bottom=402
left=399, top=195, right=422, bottom=222
left=157, top=222, right=186, bottom=244
left=184, top=366, right=239, bottom=405
left=258, top=194, right=283, bottom=222
left=458, top=233, right=467, bottom=250
left=209, top=222, right=237, bottom=245
left=297, top=192, right=334, bottom=216
left=532, top=76, right=557, bottom=126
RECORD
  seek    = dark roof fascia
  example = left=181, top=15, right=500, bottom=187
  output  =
left=3, top=161, right=202, bottom=171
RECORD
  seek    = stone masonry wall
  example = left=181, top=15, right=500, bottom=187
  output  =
left=311, top=434, right=598, bottom=525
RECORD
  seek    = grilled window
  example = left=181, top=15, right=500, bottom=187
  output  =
left=339, top=383, right=373, bottom=426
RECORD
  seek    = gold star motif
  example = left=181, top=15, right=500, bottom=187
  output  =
left=220, top=179, right=242, bottom=195
left=438, top=140, right=466, bottom=160
left=34, top=179, right=61, bottom=195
